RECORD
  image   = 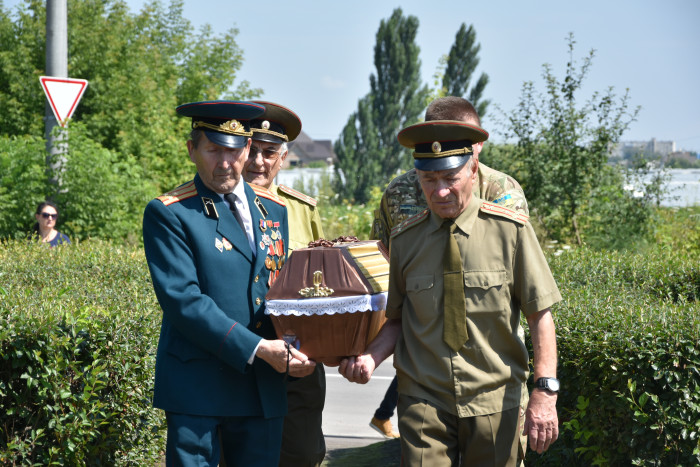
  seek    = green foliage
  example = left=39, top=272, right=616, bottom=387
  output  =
left=333, top=8, right=430, bottom=203
left=527, top=244, right=700, bottom=466
left=500, top=33, right=640, bottom=245
left=290, top=168, right=380, bottom=241
left=0, top=0, right=259, bottom=196
left=0, top=134, right=52, bottom=239
left=0, top=124, right=157, bottom=243
left=653, top=206, right=700, bottom=255
left=441, top=23, right=490, bottom=117
left=0, top=240, right=165, bottom=465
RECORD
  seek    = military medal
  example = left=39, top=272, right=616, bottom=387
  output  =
left=270, top=229, right=278, bottom=241
left=265, top=256, right=275, bottom=270
left=259, top=219, right=267, bottom=231
left=215, top=238, right=223, bottom=252
left=222, top=238, right=232, bottom=251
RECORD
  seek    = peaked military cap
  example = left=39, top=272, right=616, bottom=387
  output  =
left=249, top=101, right=302, bottom=144
left=176, top=100, right=265, bottom=149
left=397, top=120, right=489, bottom=171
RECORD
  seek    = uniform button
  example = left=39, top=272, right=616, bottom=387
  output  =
left=256, top=321, right=262, bottom=329
left=254, top=275, right=259, bottom=282
left=255, top=297, right=262, bottom=305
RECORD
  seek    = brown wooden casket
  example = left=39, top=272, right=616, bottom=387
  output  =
left=265, top=240, right=389, bottom=365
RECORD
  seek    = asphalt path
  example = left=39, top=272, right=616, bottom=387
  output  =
left=321, top=360, right=400, bottom=450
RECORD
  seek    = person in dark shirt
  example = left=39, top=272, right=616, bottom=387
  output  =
left=31, top=201, right=70, bottom=247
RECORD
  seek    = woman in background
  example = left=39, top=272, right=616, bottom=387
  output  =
left=31, top=201, right=70, bottom=247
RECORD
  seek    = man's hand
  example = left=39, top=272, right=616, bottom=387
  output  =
left=256, top=339, right=316, bottom=377
left=523, top=388, right=558, bottom=453
left=338, top=354, right=376, bottom=384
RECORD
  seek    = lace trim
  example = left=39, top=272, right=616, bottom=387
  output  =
left=265, top=292, right=388, bottom=316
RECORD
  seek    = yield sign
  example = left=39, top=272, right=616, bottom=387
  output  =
left=40, top=76, right=88, bottom=127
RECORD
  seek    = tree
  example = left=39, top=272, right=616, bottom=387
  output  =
left=0, top=0, right=259, bottom=241
left=0, top=0, right=260, bottom=193
left=442, top=23, right=490, bottom=117
left=334, top=8, right=429, bottom=203
left=501, top=33, right=640, bottom=245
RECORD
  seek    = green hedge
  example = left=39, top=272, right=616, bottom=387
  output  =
left=527, top=247, right=700, bottom=466
left=0, top=240, right=164, bottom=465
left=2, top=231, right=699, bottom=465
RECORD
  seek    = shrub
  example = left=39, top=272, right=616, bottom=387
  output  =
left=526, top=246, right=700, bottom=466
left=0, top=240, right=164, bottom=465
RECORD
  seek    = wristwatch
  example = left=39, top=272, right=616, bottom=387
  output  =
left=535, top=377, right=560, bottom=393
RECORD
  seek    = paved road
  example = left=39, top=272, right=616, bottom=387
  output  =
left=321, top=360, right=399, bottom=450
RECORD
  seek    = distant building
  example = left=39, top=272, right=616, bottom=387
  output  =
left=283, top=131, right=337, bottom=168
left=613, top=138, right=676, bottom=159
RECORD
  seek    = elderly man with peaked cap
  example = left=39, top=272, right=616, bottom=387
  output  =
left=339, top=119, right=561, bottom=466
left=143, top=100, right=315, bottom=466
left=238, top=101, right=327, bottom=467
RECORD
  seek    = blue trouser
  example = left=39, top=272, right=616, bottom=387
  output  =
left=374, top=375, right=399, bottom=420
left=165, top=412, right=284, bottom=467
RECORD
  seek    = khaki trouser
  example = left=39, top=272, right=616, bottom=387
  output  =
left=398, top=394, right=520, bottom=467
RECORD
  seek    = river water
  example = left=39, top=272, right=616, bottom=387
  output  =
left=276, top=167, right=700, bottom=208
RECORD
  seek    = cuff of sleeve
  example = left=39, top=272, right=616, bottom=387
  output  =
left=248, top=339, right=262, bottom=365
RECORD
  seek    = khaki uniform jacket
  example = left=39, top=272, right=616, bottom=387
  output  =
left=386, top=199, right=561, bottom=417
left=372, top=164, right=528, bottom=247
left=272, top=184, right=324, bottom=252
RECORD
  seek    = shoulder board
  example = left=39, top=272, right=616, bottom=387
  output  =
left=156, top=181, right=197, bottom=206
left=480, top=201, right=529, bottom=225
left=278, top=184, right=318, bottom=206
left=249, top=183, right=286, bottom=206
left=390, top=209, right=430, bottom=239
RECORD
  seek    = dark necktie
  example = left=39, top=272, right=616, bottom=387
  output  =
left=223, top=192, right=246, bottom=233
left=442, top=219, right=468, bottom=351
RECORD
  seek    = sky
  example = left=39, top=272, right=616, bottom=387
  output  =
left=6, top=0, right=700, bottom=152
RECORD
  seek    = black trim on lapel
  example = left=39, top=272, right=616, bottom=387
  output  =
left=201, top=197, right=219, bottom=219
left=254, top=197, right=268, bottom=218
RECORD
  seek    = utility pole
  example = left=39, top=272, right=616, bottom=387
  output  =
left=45, top=0, right=68, bottom=186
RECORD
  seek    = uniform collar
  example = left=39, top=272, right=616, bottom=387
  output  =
left=427, top=196, right=482, bottom=236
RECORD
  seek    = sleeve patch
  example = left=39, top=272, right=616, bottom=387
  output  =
left=278, top=184, right=318, bottom=206
left=480, top=201, right=529, bottom=225
left=156, top=181, right=198, bottom=206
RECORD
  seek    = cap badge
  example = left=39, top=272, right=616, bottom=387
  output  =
left=262, top=120, right=270, bottom=130
left=432, top=141, right=442, bottom=154
left=222, top=119, right=241, bottom=132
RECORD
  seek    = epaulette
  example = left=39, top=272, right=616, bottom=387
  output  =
left=480, top=201, right=529, bottom=225
left=390, top=209, right=429, bottom=239
left=156, top=181, right=197, bottom=206
left=249, top=183, right=286, bottom=206
left=278, top=184, right=318, bottom=207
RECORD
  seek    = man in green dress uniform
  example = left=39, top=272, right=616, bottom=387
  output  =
left=143, top=100, right=315, bottom=466
left=341, top=119, right=561, bottom=466
left=243, top=101, right=327, bottom=467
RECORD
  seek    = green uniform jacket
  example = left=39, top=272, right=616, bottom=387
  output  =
left=143, top=174, right=289, bottom=418
left=272, top=183, right=324, bottom=251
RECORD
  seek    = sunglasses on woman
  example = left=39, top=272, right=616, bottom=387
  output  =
left=41, top=212, right=58, bottom=219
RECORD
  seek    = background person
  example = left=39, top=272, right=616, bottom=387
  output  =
left=143, top=100, right=315, bottom=466
left=243, top=101, right=327, bottom=467
left=342, top=120, right=561, bottom=465
left=31, top=201, right=70, bottom=247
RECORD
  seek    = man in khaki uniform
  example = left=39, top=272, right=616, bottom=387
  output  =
left=341, top=120, right=561, bottom=466
left=372, top=96, right=528, bottom=246
left=370, top=96, right=531, bottom=457
left=242, top=101, right=326, bottom=467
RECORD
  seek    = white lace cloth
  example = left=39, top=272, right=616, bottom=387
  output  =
left=265, top=292, right=388, bottom=316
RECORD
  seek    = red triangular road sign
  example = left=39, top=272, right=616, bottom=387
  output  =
left=40, top=76, right=88, bottom=128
